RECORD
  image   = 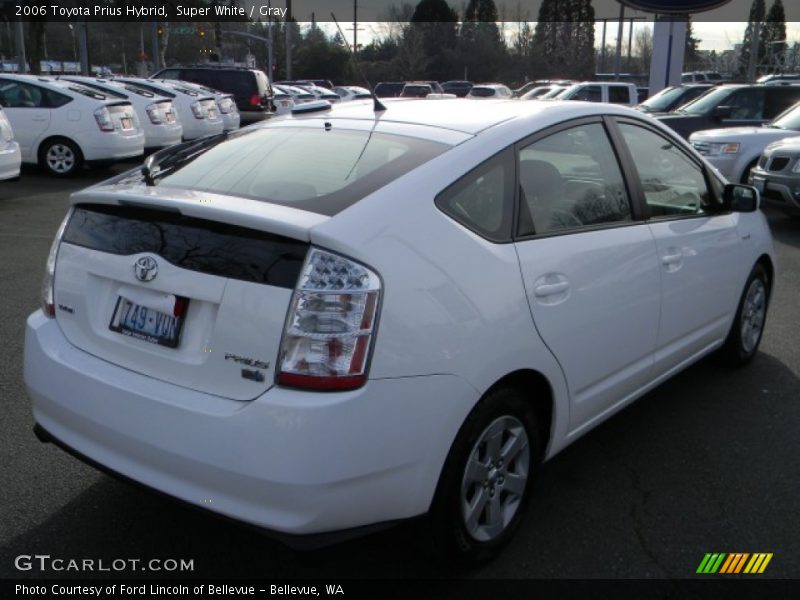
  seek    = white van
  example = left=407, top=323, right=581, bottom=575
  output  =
left=554, top=82, right=638, bottom=106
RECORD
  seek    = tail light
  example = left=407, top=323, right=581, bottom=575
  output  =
left=190, top=100, right=206, bottom=119
left=41, top=208, right=73, bottom=318
left=278, top=248, right=381, bottom=391
left=145, top=103, right=163, bottom=124
left=218, top=98, right=236, bottom=114
left=93, top=107, right=114, bottom=131
left=249, top=94, right=262, bottom=107
left=0, top=111, right=13, bottom=142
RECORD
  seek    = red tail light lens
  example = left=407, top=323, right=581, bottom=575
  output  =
left=278, top=248, right=381, bottom=391
left=249, top=94, right=261, bottom=107
left=41, top=208, right=73, bottom=318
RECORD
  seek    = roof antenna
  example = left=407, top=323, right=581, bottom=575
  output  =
left=331, top=12, right=386, bottom=113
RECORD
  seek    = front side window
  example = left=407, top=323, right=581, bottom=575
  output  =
left=727, top=88, right=765, bottom=120
left=518, top=122, right=632, bottom=236
left=618, top=122, right=713, bottom=218
left=569, top=85, right=602, bottom=102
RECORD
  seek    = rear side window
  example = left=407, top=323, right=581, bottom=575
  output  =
left=158, top=127, right=449, bottom=216
left=765, top=87, right=800, bottom=118
left=435, top=148, right=515, bottom=242
left=608, top=86, right=630, bottom=104
left=518, top=123, right=631, bottom=235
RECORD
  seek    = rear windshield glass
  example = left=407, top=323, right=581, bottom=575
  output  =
left=157, top=126, right=449, bottom=216
left=470, top=87, right=495, bottom=97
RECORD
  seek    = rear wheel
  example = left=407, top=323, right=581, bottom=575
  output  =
left=427, top=387, right=539, bottom=565
left=39, top=138, right=83, bottom=177
left=718, top=263, right=770, bottom=366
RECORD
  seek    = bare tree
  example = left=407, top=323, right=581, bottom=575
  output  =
left=635, top=26, right=653, bottom=74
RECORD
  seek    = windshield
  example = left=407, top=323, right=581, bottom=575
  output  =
left=769, top=102, right=800, bottom=130
left=157, top=126, right=449, bottom=216
left=673, top=87, right=736, bottom=114
left=638, top=86, right=685, bottom=112
left=470, top=87, right=495, bottom=97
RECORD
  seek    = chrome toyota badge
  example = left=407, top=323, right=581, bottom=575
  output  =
left=134, top=256, right=159, bottom=282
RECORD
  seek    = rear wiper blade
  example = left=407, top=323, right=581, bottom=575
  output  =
left=141, top=132, right=229, bottom=186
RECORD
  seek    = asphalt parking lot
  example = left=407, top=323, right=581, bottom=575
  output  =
left=1, top=165, right=799, bottom=580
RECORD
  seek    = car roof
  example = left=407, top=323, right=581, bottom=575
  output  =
left=300, top=97, right=641, bottom=136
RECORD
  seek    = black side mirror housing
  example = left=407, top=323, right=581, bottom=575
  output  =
left=712, top=105, right=733, bottom=119
left=723, top=183, right=759, bottom=212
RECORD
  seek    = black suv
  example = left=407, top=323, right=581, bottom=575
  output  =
left=152, top=66, right=273, bottom=125
left=657, top=83, right=800, bottom=139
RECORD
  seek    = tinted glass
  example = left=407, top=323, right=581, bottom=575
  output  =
left=518, top=123, right=631, bottom=235
left=0, top=80, right=45, bottom=107
left=567, top=85, right=601, bottom=102
left=769, top=101, right=800, bottom=129
left=608, top=86, right=630, bottom=104
left=619, top=123, right=712, bottom=218
left=435, top=148, right=515, bottom=242
left=63, top=205, right=308, bottom=289
left=727, top=88, right=765, bottom=119
left=677, top=86, right=736, bottom=114
left=470, top=87, right=496, bottom=97
left=764, top=87, right=800, bottom=118
left=44, top=89, right=72, bottom=107
left=158, top=127, right=449, bottom=216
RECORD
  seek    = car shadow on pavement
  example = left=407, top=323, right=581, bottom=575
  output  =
left=1, top=353, right=798, bottom=579
left=764, top=207, right=800, bottom=250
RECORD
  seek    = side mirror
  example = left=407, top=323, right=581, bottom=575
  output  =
left=723, top=183, right=759, bottom=212
left=712, top=105, right=733, bottom=119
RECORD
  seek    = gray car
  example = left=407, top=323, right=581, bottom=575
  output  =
left=749, top=137, right=800, bottom=216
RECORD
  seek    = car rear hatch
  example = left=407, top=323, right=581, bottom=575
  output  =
left=148, top=98, right=178, bottom=124
left=217, top=94, right=237, bottom=114
left=199, top=97, right=221, bottom=121
left=53, top=190, right=326, bottom=401
left=105, top=101, right=140, bottom=135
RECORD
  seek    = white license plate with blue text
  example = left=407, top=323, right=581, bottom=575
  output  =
left=109, top=297, right=184, bottom=348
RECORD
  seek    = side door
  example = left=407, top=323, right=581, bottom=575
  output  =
left=514, top=118, right=662, bottom=431
left=0, top=78, right=51, bottom=161
left=612, top=119, right=742, bottom=376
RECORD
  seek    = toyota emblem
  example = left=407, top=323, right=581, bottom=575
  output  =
left=134, top=256, right=159, bottom=282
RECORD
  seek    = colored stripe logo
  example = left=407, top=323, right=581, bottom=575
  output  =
left=697, top=553, right=773, bottom=574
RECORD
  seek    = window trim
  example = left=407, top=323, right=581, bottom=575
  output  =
left=513, top=116, right=643, bottom=242
left=608, top=116, right=724, bottom=223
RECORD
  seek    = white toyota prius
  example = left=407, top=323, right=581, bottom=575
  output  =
left=25, top=98, right=775, bottom=563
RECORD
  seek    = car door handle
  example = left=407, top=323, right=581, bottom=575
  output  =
left=661, top=252, right=683, bottom=265
left=32, top=116, right=47, bottom=122
left=533, top=281, right=569, bottom=297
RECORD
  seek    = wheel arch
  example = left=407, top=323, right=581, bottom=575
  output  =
left=756, top=253, right=774, bottom=293
left=36, top=135, right=85, bottom=164
left=482, top=369, right=555, bottom=460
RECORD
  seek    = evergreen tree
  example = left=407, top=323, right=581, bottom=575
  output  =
left=763, top=0, right=787, bottom=72
left=739, top=0, right=766, bottom=78
left=533, top=0, right=594, bottom=79
left=685, top=17, right=702, bottom=71
left=407, top=0, right=458, bottom=80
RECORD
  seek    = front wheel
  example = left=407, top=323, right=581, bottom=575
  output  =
left=718, top=263, right=770, bottom=366
left=427, top=387, right=539, bottom=565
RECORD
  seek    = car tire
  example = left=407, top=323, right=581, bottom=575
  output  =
left=718, top=263, right=770, bottom=366
left=39, top=138, right=83, bottom=177
left=426, top=386, right=540, bottom=565
left=740, top=159, right=759, bottom=184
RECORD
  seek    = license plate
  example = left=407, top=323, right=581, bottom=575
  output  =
left=208, top=108, right=218, bottom=119
left=165, top=112, right=175, bottom=123
left=109, top=297, right=185, bottom=348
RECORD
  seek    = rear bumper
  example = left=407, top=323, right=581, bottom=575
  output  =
left=24, top=311, right=477, bottom=537
left=182, top=118, right=225, bottom=140
left=81, top=131, right=145, bottom=161
left=142, top=123, right=183, bottom=151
